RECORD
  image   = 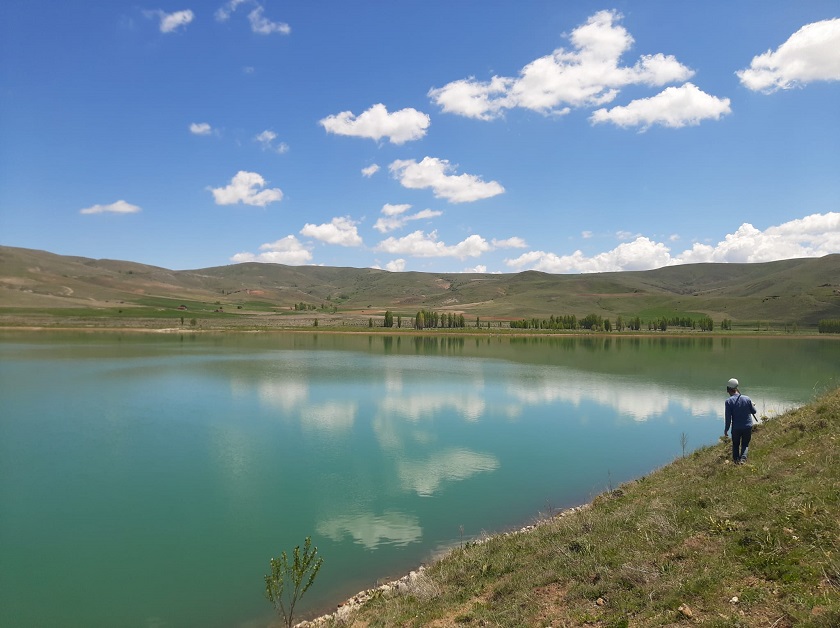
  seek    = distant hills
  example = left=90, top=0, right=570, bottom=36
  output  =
left=1, top=245, right=839, bottom=328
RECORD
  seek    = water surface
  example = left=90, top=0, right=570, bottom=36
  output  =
left=1, top=331, right=837, bottom=627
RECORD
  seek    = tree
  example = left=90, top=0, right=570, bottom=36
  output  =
left=384, top=310, right=394, bottom=328
left=265, top=537, right=324, bottom=628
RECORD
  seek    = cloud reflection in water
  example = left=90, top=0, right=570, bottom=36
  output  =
left=316, top=510, right=423, bottom=550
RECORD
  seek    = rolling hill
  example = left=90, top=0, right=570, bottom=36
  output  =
left=1, top=245, right=838, bottom=328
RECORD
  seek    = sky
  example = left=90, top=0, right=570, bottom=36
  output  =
left=1, top=1, right=839, bottom=274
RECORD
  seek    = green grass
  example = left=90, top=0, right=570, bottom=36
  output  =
left=324, top=387, right=840, bottom=627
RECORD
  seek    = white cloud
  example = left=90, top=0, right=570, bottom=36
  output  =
left=248, top=6, right=290, bottom=34
left=215, top=0, right=247, bottom=22
left=215, top=1, right=289, bottom=34
left=505, top=212, right=840, bottom=273
left=231, top=235, right=312, bottom=265
left=300, top=217, right=363, bottom=247
left=361, top=164, right=380, bottom=177
left=389, top=157, right=504, bottom=203
left=737, top=18, right=840, bottom=92
left=320, top=103, right=430, bottom=144
left=429, top=9, right=694, bottom=120
left=590, top=83, right=731, bottom=130
left=464, top=265, right=487, bottom=273
left=255, top=130, right=289, bottom=153
left=146, top=9, right=194, bottom=33
left=382, top=203, right=412, bottom=217
left=374, top=204, right=442, bottom=233
left=582, top=231, right=593, bottom=239
left=491, top=237, right=528, bottom=249
left=79, top=200, right=142, bottom=215
left=210, top=171, right=283, bottom=207
left=376, top=230, right=492, bottom=259
left=506, top=236, right=672, bottom=273
left=674, top=212, right=840, bottom=264
left=385, top=259, right=406, bottom=272
left=189, top=122, right=212, bottom=135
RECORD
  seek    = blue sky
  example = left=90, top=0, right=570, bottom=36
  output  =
left=1, top=1, right=838, bottom=273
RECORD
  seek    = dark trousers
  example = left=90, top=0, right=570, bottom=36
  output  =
left=731, top=425, right=752, bottom=463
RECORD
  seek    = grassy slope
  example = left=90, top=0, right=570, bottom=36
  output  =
left=332, top=387, right=840, bottom=628
left=1, top=246, right=839, bottom=326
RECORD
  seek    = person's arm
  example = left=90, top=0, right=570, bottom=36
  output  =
left=724, top=401, right=732, bottom=436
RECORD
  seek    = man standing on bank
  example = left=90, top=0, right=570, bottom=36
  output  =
left=724, top=378, right=757, bottom=465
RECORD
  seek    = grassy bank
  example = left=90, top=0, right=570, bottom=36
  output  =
left=315, top=387, right=840, bottom=627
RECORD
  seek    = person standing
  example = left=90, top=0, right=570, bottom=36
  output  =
left=724, top=378, right=757, bottom=464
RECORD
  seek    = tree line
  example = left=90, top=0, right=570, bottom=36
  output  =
left=510, top=313, right=717, bottom=332
left=818, top=319, right=840, bottom=333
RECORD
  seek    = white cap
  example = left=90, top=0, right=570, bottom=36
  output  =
left=727, top=378, right=739, bottom=389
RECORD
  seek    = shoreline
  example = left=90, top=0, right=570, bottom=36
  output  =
left=295, top=503, right=591, bottom=627
left=0, top=325, right=832, bottom=341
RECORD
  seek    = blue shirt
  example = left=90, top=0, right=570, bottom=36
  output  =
left=725, top=392, right=756, bottom=432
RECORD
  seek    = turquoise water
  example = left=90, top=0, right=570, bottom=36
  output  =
left=1, top=332, right=838, bottom=627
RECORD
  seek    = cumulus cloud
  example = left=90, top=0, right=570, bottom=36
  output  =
left=230, top=235, right=312, bottom=265
left=505, top=212, right=840, bottom=273
left=675, top=212, right=840, bottom=264
left=737, top=18, right=840, bottom=92
left=145, top=9, right=194, bottom=33
left=255, top=130, right=289, bottom=153
left=189, top=122, right=213, bottom=135
left=429, top=9, right=694, bottom=120
left=389, top=157, right=504, bottom=203
left=506, top=237, right=672, bottom=273
left=300, top=217, right=363, bottom=247
left=374, top=204, right=442, bottom=233
left=385, top=259, right=406, bottom=272
left=590, top=83, right=731, bottom=129
left=320, top=103, right=430, bottom=144
left=376, top=230, right=492, bottom=259
left=210, top=171, right=283, bottom=206
left=361, top=164, right=380, bottom=177
left=79, top=200, right=142, bottom=215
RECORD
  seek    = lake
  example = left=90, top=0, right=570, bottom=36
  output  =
left=1, top=331, right=838, bottom=627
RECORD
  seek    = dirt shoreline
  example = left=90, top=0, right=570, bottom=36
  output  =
left=0, top=324, right=831, bottom=341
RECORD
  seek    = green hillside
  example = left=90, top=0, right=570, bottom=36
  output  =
left=1, top=245, right=838, bottom=329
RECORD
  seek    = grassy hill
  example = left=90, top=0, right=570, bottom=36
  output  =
left=308, top=386, right=840, bottom=627
left=1, top=245, right=839, bottom=329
